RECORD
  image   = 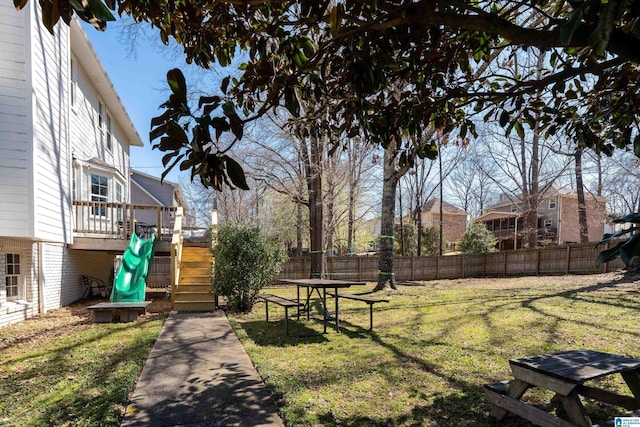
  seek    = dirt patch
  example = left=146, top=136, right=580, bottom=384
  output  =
left=0, top=292, right=172, bottom=351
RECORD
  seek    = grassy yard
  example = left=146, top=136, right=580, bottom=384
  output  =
left=0, top=294, right=170, bottom=427
left=231, top=272, right=640, bottom=426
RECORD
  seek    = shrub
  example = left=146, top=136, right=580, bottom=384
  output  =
left=395, top=223, right=449, bottom=256
left=212, top=222, right=287, bottom=312
left=422, top=225, right=448, bottom=256
left=395, top=221, right=419, bottom=256
left=458, top=223, right=498, bottom=254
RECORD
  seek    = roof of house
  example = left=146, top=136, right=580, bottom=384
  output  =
left=420, top=198, right=467, bottom=214
left=70, top=19, right=143, bottom=147
left=131, top=169, right=188, bottom=209
left=473, top=210, right=520, bottom=223
left=489, top=185, right=606, bottom=209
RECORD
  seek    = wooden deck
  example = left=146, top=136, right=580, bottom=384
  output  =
left=70, top=201, right=177, bottom=251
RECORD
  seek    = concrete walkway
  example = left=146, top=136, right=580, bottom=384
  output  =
left=121, top=311, right=285, bottom=427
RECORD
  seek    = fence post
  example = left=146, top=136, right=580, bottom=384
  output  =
left=536, top=249, right=541, bottom=275
left=565, top=246, right=571, bottom=274
left=461, top=255, right=465, bottom=278
left=436, top=256, right=440, bottom=280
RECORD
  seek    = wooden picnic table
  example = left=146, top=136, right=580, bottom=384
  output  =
left=485, top=350, right=640, bottom=427
left=280, top=279, right=365, bottom=333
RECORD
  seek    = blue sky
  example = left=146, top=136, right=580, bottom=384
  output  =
left=81, top=21, right=188, bottom=183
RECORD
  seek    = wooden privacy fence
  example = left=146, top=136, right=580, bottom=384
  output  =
left=276, top=243, right=625, bottom=282
left=147, top=256, right=171, bottom=288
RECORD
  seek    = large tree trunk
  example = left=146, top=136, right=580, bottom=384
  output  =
left=415, top=205, right=423, bottom=256
left=525, top=119, right=540, bottom=248
left=296, top=197, right=303, bottom=256
left=375, top=144, right=400, bottom=291
left=347, top=186, right=355, bottom=254
left=575, top=147, right=589, bottom=243
left=301, top=134, right=325, bottom=278
left=325, top=152, right=336, bottom=256
left=398, top=184, right=405, bottom=256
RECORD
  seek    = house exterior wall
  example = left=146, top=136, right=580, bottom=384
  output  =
left=0, top=238, right=38, bottom=328
left=0, top=3, right=31, bottom=238
left=131, top=173, right=175, bottom=206
left=0, top=237, right=117, bottom=326
left=42, top=245, right=115, bottom=309
left=558, top=196, right=606, bottom=244
left=31, top=3, right=72, bottom=244
left=0, top=8, right=140, bottom=327
left=422, top=212, right=467, bottom=244
left=130, top=184, right=161, bottom=226
left=478, top=190, right=607, bottom=246
left=69, top=48, right=131, bottom=204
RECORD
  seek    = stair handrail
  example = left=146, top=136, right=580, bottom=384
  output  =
left=170, top=207, right=184, bottom=309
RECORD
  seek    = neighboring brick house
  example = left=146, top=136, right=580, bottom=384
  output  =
left=417, top=199, right=468, bottom=249
left=473, top=186, right=607, bottom=250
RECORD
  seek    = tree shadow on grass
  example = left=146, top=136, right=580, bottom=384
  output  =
left=240, top=319, right=329, bottom=346
left=1, top=316, right=165, bottom=426
left=312, top=383, right=538, bottom=427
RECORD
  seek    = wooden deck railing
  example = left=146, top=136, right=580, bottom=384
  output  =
left=170, top=207, right=184, bottom=309
left=72, top=200, right=178, bottom=241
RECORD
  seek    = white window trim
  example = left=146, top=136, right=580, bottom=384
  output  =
left=549, top=198, right=557, bottom=209
left=98, top=102, right=113, bottom=153
left=115, top=181, right=123, bottom=221
left=98, top=101, right=104, bottom=130
left=74, top=159, right=128, bottom=201
left=4, top=252, right=24, bottom=302
left=90, top=173, right=109, bottom=218
left=544, top=219, right=553, bottom=227
left=106, top=113, right=113, bottom=152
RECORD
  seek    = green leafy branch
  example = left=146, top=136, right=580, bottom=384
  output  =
left=150, top=68, right=249, bottom=191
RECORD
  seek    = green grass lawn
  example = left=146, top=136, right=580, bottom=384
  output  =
left=231, top=273, right=640, bottom=426
left=0, top=298, right=167, bottom=427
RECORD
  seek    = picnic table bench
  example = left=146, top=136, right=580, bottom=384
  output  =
left=281, top=278, right=365, bottom=333
left=257, top=294, right=303, bottom=336
left=87, top=301, right=151, bottom=323
left=327, top=291, right=389, bottom=331
left=485, top=350, right=640, bottom=427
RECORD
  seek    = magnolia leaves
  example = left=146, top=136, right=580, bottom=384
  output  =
left=150, top=68, right=249, bottom=191
left=18, top=0, right=115, bottom=34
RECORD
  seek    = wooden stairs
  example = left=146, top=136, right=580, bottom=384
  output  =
left=173, top=246, right=218, bottom=312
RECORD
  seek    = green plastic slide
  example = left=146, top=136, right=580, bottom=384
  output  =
left=110, top=232, right=156, bottom=303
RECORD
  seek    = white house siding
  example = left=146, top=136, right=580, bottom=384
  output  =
left=0, top=8, right=140, bottom=328
left=0, top=238, right=38, bottom=328
left=69, top=56, right=131, bottom=202
left=41, top=245, right=115, bottom=311
left=45, top=246, right=115, bottom=308
left=30, top=4, right=72, bottom=244
left=0, top=4, right=31, bottom=238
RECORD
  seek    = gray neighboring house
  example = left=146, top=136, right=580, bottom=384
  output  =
left=131, top=170, right=195, bottom=233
